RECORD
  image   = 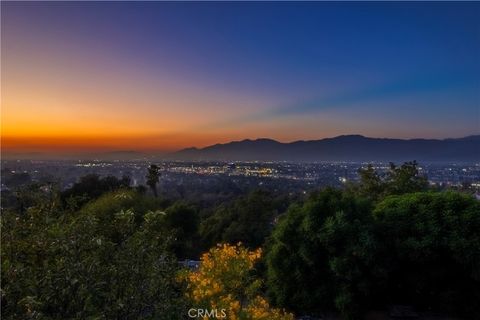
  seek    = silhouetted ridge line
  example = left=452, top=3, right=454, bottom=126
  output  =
left=170, top=135, right=480, bottom=162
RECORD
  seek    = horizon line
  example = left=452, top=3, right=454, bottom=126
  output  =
left=2, top=133, right=479, bottom=159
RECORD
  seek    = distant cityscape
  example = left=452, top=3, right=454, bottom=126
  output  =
left=2, top=159, right=479, bottom=194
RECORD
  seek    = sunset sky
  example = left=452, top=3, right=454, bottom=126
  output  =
left=2, top=2, right=479, bottom=156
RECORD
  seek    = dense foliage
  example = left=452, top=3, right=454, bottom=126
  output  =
left=2, top=190, right=185, bottom=319
left=60, top=174, right=131, bottom=210
left=200, top=190, right=287, bottom=249
left=1, top=161, right=478, bottom=319
left=163, top=202, right=200, bottom=259
left=265, top=188, right=374, bottom=316
left=372, top=192, right=480, bottom=315
left=266, top=190, right=480, bottom=318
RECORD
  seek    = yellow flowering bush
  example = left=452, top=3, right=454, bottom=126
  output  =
left=180, top=243, right=293, bottom=320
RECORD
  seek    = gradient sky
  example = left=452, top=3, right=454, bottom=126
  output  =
left=2, top=2, right=479, bottom=155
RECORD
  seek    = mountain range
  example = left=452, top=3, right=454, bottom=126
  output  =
left=170, top=135, right=480, bottom=162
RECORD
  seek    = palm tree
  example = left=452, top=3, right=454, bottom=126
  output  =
left=146, top=164, right=160, bottom=197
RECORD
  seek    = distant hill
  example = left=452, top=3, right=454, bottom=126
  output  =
left=170, top=135, right=480, bottom=162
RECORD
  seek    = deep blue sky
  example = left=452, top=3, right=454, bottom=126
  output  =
left=2, top=1, right=480, bottom=152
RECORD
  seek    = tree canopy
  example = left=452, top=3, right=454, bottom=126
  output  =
left=2, top=161, right=478, bottom=319
left=265, top=189, right=480, bottom=318
left=60, top=174, right=131, bottom=210
left=200, top=190, right=283, bottom=250
left=351, top=161, right=429, bottom=201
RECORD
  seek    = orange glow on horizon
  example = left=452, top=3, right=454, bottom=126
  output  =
left=0, top=35, right=272, bottom=155
left=1, top=133, right=239, bottom=153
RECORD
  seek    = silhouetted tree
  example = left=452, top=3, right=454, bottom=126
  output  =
left=385, top=161, right=428, bottom=195
left=349, top=161, right=429, bottom=201
left=146, top=164, right=160, bottom=197
left=355, top=164, right=384, bottom=201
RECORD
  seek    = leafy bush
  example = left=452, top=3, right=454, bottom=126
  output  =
left=2, top=190, right=185, bottom=319
left=180, top=243, right=293, bottom=320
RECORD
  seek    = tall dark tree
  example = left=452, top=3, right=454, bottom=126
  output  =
left=146, top=164, right=161, bottom=197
